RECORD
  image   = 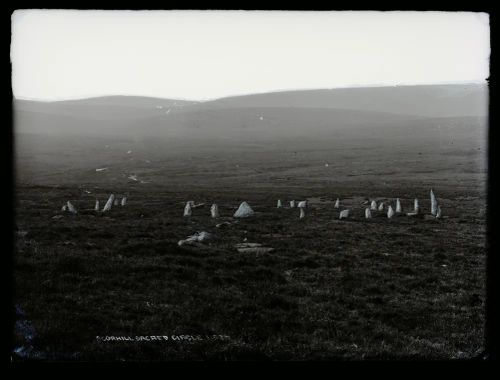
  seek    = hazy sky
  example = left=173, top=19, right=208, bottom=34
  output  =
left=11, top=10, right=490, bottom=101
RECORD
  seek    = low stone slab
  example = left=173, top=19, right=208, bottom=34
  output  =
left=235, top=242, right=274, bottom=254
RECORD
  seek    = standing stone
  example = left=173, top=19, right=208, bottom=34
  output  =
left=387, top=205, right=395, bottom=219
left=184, top=202, right=192, bottom=217
left=234, top=202, right=254, bottom=218
left=61, top=205, right=67, bottom=212
left=211, top=204, right=219, bottom=218
left=121, top=197, right=127, bottom=206
left=290, top=200, right=296, bottom=208
left=114, top=199, right=119, bottom=206
left=277, top=199, right=282, bottom=208
left=94, top=200, right=100, bottom=211
left=396, top=198, right=402, bottom=213
left=414, top=198, right=419, bottom=214
left=365, top=208, right=372, bottom=218
left=378, top=202, right=384, bottom=211
left=430, top=189, right=438, bottom=216
left=103, top=194, right=115, bottom=212
left=334, top=198, right=340, bottom=209
left=298, top=201, right=307, bottom=208
left=370, top=200, right=377, bottom=211
left=67, top=201, right=77, bottom=214
left=436, top=206, right=442, bottom=219
left=339, top=209, right=350, bottom=219
left=299, top=208, right=305, bottom=219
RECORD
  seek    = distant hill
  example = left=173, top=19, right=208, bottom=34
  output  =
left=48, top=95, right=198, bottom=109
left=13, top=84, right=488, bottom=138
left=188, top=84, right=488, bottom=118
left=14, top=96, right=197, bottom=121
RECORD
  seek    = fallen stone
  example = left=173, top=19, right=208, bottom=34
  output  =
left=235, top=242, right=263, bottom=248
left=178, top=231, right=214, bottom=246
left=235, top=243, right=274, bottom=254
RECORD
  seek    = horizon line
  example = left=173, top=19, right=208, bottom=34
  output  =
left=13, top=80, right=487, bottom=103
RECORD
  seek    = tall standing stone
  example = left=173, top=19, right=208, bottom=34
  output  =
left=103, top=194, right=115, bottom=212
left=430, top=189, right=438, bottom=216
left=210, top=204, right=219, bottom=218
left=184, top=202, right=192, bottom=217
left=396, top=198, right=402, bottom=213
left=365, top=208, right=372, bottom=218
left=387, top=205, right=395, bottom=219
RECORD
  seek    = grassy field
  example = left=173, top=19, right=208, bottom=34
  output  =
left=12, top=126, right=487, bottom=360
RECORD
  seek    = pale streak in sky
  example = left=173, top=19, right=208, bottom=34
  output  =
left=11, top=10, right=490, bottom=101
